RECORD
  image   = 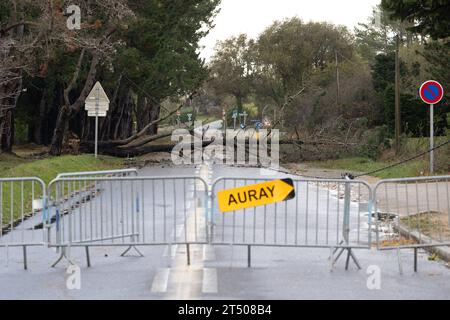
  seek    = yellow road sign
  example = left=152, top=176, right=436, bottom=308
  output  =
left=218, top=179, right=295, bottom=213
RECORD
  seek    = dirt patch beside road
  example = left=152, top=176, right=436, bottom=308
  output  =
left=284, top=162, right=379, bottom=203
left=284, top=162, right=381, bottom=185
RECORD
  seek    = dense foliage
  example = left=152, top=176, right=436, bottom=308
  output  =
left=207, top=4, right=449, bottom=160
left=381, top=0, right=450, bottom=40
left=0, top=0, right=220, bottom=154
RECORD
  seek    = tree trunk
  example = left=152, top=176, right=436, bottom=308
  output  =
left=81, top=139, right=215, bottom=158
left=0, top=70, right=21, bottom=153
left=0, top=109, right=14, bottom=153
left=29, top=94, right=47, bottom=144
left=49, top=51, right=100, bottom=154
left=136, top=96, right=161, bottom=135
left=136, top=95, right=149, bottom=131
left=148, top=102, right=160, bottom=135
left=49, top=105, right=71, bottom=155
left=113, top=87, right=134, bottom=140
left=99, top=75, right=122, bottom=141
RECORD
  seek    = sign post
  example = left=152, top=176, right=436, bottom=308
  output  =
left=95, top=88, right=99, bottom=159
left=232, top=111, right=238, bottom=130
left=419, top=80, right=444, bottom=174
left=430, top=104, right=434, bottom=173
left=222, top=108, right=227, bottom=132
left=85, top=82, right=110, bottom=158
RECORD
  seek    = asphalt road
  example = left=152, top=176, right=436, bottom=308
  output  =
left=0, top=164, right=450, bottom=300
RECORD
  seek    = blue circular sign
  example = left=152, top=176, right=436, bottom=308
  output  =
left=419, top=80, right=444, bottom=105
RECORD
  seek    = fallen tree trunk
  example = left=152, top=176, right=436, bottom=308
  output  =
left=81, top=126, right=197, bottom=150
left=93, top=93, right=197, bottom=149
left=80, top=129, right=362, bottom=159
left=80, top=136, right=298, bottom=158
left=83, top=140, right=215, bottom=158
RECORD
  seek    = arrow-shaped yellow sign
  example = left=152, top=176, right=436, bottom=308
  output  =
left=218, top=179, right=296, bottom=213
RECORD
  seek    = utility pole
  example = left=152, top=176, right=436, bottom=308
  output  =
left=335, top=50, right=340, bottom=107
left=395, top=35, right=401, bottom=156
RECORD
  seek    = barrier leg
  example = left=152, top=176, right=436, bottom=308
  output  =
left=51, top=247, right=74, bottom=268
left=345, top=249, right=351, bottom=270
left=414, top=248, right=418, bottom=273
left=247, top=245, right=252, bottom=268
left=333, top=241, right=344, bottom=256
left=51, top=252, right=65, bottom=268
left=348, top=249, right=361, bottom=270
left=23, top=246, right=27, bottom=270
left=397, top=248, right=403, bottom=275
left=329, top=247, right=335, bottom=272
left=333, top=248, right=345, bottom=265
left=85, top=246, right=91, bottom=268
left=337, top=180, right=363, bottom=271
left=120, top=246, right=144, bottom=257
left=186, top=244, right=191, bottom=266
left=334, top=248, right=361, bottom=270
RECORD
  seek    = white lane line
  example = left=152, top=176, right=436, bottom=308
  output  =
left=162, top=163, right=219, bottom=299
left=171, top=245, right=178, bottom=258
left=163, top=223, right=186, bottom=257
left=151, top=268, right=171, bottom=293
left=176, top=225, right=184, bottom=238
left=163, top=244, right=178, bottom=258
left=203, top=244, right=216, bottom=261
left=202, top=268, right=218, bottom=294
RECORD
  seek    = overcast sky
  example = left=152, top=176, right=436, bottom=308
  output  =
left=199, top=0, right=381, bottom=61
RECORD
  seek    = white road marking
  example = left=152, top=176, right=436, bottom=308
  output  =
left=202, top=268, right=218, bottom=294
left=151, top=268, right=170, bottom=293
left=162, top=223, right=186, bottom=257
left=203, top=244, right=216, bottom=261
left=163, top=244, right=178, bottom=258
left=176, top=225, right=184, bottom=238
left=159, top=163, right=218, bottom=299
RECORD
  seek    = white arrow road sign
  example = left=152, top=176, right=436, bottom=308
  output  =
left=88, top=111, right=107, bottom=117
left=85, top=102, right=110, bottom=111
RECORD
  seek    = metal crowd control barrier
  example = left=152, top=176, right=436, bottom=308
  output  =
left=51, top=169, right=139, bottom=266
left=46, top=176, right=209, bottom=267
left=210, top=177, right=372, bottom=270
left=373, top=175, right=450, bottom=272
left=0, top=177, right=47, bottom=269
left=56, top=168, right=139, bottom=179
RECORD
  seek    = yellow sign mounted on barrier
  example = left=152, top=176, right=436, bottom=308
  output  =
left=218, top=179, right=296, bottom=213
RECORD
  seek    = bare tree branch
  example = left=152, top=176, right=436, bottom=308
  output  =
left=64, top=48, right=86, bottom=106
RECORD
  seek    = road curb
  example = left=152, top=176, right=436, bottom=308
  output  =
left=397, top=223, right=450, bottom=262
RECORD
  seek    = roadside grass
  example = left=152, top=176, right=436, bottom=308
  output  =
left=403, top=137, right=448, bottom=153
left=306, top=157, right=432, bottom=179
left=1, top=154, right=124, bottom=183
left=0, top=153, right=29, bottom=172
left=1, top=154, right=124, bottom=225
